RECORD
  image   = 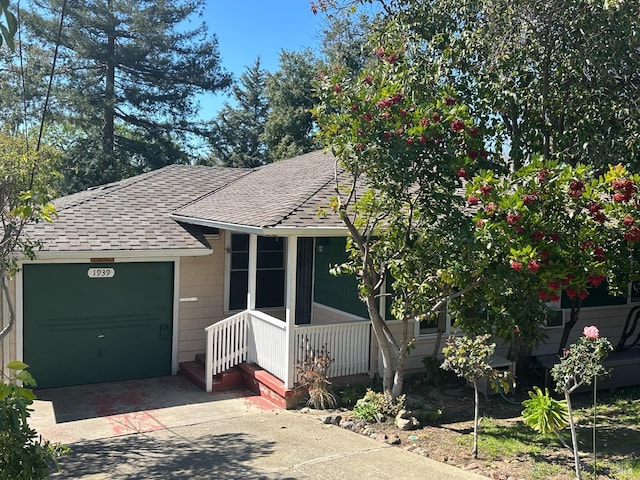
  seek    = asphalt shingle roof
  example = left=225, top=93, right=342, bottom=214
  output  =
left=25, top=150, right=348, bottom=254
left=25, top=164, right=250, bottom=253
left=173, top=150, right=344, bottom=229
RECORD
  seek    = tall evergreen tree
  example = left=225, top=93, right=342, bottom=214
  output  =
left=22, top=0, right=231, bottom=192
left=206, top=57, right=269, bottom=168
left=262, top=49, right=323, bottom=161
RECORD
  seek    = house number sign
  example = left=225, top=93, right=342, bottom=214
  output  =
left=87, top=267, right=115, bottom=278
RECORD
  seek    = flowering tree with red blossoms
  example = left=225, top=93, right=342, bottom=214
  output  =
left=313, top=21, right=499, bottom=397
left=467, top=159, right=640, bottom=354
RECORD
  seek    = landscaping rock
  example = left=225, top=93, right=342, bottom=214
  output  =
left=341, top=420, right=355, bottom=431
left=394, top=409, right=420, bottom=430
left=321, top=414, right=342, bottom=425
left=375, top=432, right=388, bottom=442
left=387, top=436, right=401, bottom=445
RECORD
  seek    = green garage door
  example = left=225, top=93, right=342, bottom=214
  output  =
left=23, top=262, right=174, bottom=388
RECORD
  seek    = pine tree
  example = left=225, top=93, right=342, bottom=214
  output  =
left=207, top=57, right=269, bottom=168
left=22, top=0, right=231, bottom=192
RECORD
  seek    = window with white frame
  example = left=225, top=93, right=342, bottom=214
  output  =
left=228, top=234, right=285, bottom=311
left=418, top=309, right=451, bottom=336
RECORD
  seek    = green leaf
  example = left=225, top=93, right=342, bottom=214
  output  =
left=6, top=360, right=29, bottom=371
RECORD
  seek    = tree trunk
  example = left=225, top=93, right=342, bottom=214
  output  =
left=390, top=317, right=410, bottom=398
left=565, top=388, right=582, bottom=480
left=365, top=295, right=396, bottom=393
left=472, top=380, right=479, bottom=459
left=558, top=299, right=583, bottom=355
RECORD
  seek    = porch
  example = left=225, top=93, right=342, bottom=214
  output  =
left=179, top=309, right=372, bottom=408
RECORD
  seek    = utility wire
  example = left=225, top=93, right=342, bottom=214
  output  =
left=32, top=0, right=67, bottom=189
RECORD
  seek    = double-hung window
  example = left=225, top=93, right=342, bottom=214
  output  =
left=228, top=234, right=285, bottom=311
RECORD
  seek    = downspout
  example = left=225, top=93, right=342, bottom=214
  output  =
left=284, top=236, right=298, bottom=389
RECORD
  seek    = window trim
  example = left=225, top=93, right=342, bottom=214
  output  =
left=224, top=232, right=287, bottom=312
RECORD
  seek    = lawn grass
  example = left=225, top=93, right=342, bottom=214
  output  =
left=448, top=386, right=640, bottom=479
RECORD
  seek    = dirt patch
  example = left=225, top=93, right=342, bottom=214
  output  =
left=303, top=375, right=640, bottom=480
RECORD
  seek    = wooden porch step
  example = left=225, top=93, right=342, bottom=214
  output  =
left=180, top=355, right=308, bottom=409
left=178, top=354, right=245, bottom=392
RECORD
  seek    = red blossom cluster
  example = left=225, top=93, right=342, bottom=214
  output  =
left=445, top=97, right=457, bottom=106
left=611, top=178, right=636, bottom=202
left=569, top=180, right=585, bottom=199
left=538, top=169, right=549, bottom=183
left=521, top=192, right=539, bottom=205
left=623, top=227, right=640, bottom=242
left=506, top=212, right=521, bottom=225
left=479, top=184, right=493, bottom=195
left=376, top=93, right=405, bottom=109
left=588, top=202, right=606, bottom=224
left=588, top=274, right=605, bottom=287
left=450, top=119, right=465, bottom=132
left=565, top=288, right=589, bottom=300
left=374, top=47, right=400, bottom=63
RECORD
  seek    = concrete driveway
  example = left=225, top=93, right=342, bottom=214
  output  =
left=30, top=376, right=486, bottom=479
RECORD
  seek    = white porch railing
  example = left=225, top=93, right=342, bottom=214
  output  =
left=294, top=321, right=371, bottom=382
left=246, top=310, right=287, bottom=382
left=205, top=310, right=250, bottom=392
left=205, top=312, right=371, bottom=392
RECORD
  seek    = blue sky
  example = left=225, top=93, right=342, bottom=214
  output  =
left=200, top=1, right=326, bottom=117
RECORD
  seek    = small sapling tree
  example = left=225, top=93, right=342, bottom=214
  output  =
left=550, top=326, right=612, bottom=480
left=440, top=334, right=512, bottom=459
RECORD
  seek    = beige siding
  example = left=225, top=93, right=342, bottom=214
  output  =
left=372, top=303, right=637, bottom=377
left=177, top=233, right=227, bottom=363
left=532, top=304, right=633, bottom=356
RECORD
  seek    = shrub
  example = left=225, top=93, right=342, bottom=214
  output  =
left=296, top=340, right=336, bottom=409
left=522, top=386, right=568, bottom=442
left=352, top=389, right=405, bottom=422
left=422, top=356, right=444, bottom=387
left=0, top=361, right=68, bottom=479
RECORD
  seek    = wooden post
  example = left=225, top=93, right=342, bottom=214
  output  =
left=247, top=233, right=257, bottom=311
left=284, top=236, right=298, bottom=389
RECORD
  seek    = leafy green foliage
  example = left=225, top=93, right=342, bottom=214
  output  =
left=522, top=386, right=568, bottom=435
left=441, top=334, right=511, bottom=390
left=0, top=0, right=17, bottom=50
left=380, top=0, right=640, bottom=171
left=0, top=362, right=68, bottom=479
left=263, top=49, right=323, bottom=160
left=551, top=329, right=613, bottom=395
left=549, top=327, right=613, bottom=479
left=0, top=133, right=59, bottom=276
left=314, top=18, right=499, bottom=397
left=352, top=389, right=405, bottom=422
left=467, top=158, right=640, bottom=352
left=441, top=334, right=512, bottom=458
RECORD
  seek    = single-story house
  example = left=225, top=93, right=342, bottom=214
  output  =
left=1, top=150, right=638, bottom=405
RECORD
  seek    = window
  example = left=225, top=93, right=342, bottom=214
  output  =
left=544, top=309, right=565, bottom=328
left=418, top=310, right=450, bottom=336
left=228, top=234, right=285, bottom=310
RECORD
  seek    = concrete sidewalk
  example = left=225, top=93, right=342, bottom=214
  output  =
left=30, top=376, right=487, bottom=479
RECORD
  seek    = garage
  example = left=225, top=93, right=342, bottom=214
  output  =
left=23, top=262, right=174, bottom=389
